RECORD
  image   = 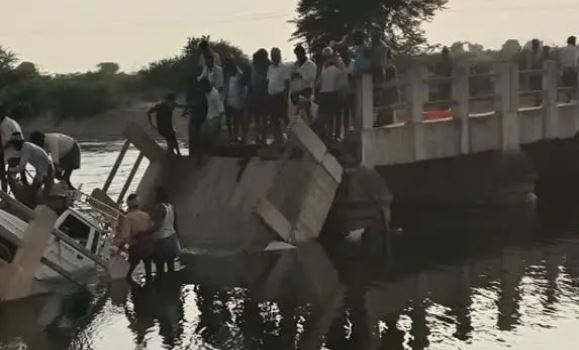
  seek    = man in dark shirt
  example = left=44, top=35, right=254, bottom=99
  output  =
left=147, top=93, right=183, bottom=157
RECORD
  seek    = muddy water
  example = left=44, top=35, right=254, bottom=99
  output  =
left=2, top=142, right=579, bottom=350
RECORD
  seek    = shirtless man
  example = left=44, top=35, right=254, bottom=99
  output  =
left=116, top=193, right=154, bottom=281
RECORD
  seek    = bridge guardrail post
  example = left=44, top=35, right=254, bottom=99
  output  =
left=542, top=60, right=559, bottom=139
left=495, top=63, right=519, bottom=151
left=408, top=65, right=428, bottom=161
left=452, top=63, right=470, bottom=155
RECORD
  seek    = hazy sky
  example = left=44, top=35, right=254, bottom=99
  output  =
left=2, top=0, right=579, bottom=73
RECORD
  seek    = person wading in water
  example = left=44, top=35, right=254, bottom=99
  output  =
left=150, top=188, right=181, bottom=275
left=115, top=193, right=154, bottom=281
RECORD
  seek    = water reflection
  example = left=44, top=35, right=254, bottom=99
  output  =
left=3, top=214, right=579, bottom=349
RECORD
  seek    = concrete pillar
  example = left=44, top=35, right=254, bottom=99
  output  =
left=495, top=63, right=519, bottom=151
left=452, top=63, right=471, bottom=155
left=0, top=206, right=57, bottom=301
left=408, top=66, right=428, bottom=161
left=542, top=60, right=559, bottom=138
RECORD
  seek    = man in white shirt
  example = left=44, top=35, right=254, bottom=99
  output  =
left=30, top=132, right=81, bottom=190
left=267, top=48, right=290, bottom=144
left=199, top=77, right=225, bottom=152
left=337, top=46, right=356, bottom=137
left=5, top=139, right=54, bottom=197
left=314, top=47, right=342, bottom=139
left=224, top=57, right=247, bottom=142
left=291, top=45, right=317, bottom=121
left=560, top=36, right=578, bottom=101
left=0, top=112, right=24, bottom=191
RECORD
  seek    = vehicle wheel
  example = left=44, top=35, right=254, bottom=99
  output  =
left=0, top=242, right=13, bottom=262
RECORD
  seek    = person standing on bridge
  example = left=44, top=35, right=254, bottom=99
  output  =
left=223, top=56, right=247, bottom=143
left=148, top=93, right=184, bottom=158
left=199, top=52, right=224, bottom=96
left=267, top=48, right=290, bottom=144
left=199, top=77, right=225, bottom=152
left=526, top=39, right=543, bottom=106
left=337, top=46, right=356, bottom=137
left=29, top=132, right=81, bottom=190
left=290, top=45, right=317, bottom=122
left=560, top=36, right=578, bottom=102
left=247, top=49, right=270, bottom=145
left=184, top=74, right=208, bottom=159
left=314, top=47, right=342, bottom=140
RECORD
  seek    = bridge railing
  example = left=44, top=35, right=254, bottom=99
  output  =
left=358, top=61, right=579, bottom=128
left=356, top=61, right=579, bottom=166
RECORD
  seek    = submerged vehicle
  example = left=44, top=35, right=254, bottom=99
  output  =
left=0, top=206, right=108, bottom=280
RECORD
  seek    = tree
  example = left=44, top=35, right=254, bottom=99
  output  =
left=292, top=0, right=448, bottom=54
left=15, top=62, right=38, bottom=77
left=96, top=62, right=120, bottom=75
left=499, top=39, right=522, bottom=61
left=140, top=36, right=248, bottom=91
left=0, top=46, right=16, bottom=73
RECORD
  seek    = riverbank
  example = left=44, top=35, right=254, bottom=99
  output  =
left=20, top=102, right=190, bottom=141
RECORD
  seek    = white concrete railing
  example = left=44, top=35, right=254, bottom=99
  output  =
left=357, top=61, right=579, bottom=167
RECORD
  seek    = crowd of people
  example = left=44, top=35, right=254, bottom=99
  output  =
left=147, top=32, right=397, bottom=153
left=0, top=108, right=82, bottom=206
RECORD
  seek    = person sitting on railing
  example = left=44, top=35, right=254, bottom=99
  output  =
left=5, top=139, right=54, bottom=199
left=29, top=132, right=81, bottom=190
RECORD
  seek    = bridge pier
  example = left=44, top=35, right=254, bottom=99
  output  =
left=376, top=150, right=536, bottom=210
left=524, top=136, right=579, bottom=203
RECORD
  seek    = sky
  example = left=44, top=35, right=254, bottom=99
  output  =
left=2, top=0, right=579, bottom=73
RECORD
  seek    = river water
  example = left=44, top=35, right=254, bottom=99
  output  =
left=2, top=142, right=579, bottom=350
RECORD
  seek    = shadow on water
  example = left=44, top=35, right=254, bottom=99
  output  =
left=3, top=200, right=579, bottom=349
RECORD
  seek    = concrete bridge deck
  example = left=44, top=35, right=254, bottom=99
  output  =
left=358, top=61, right=579, bottom=168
